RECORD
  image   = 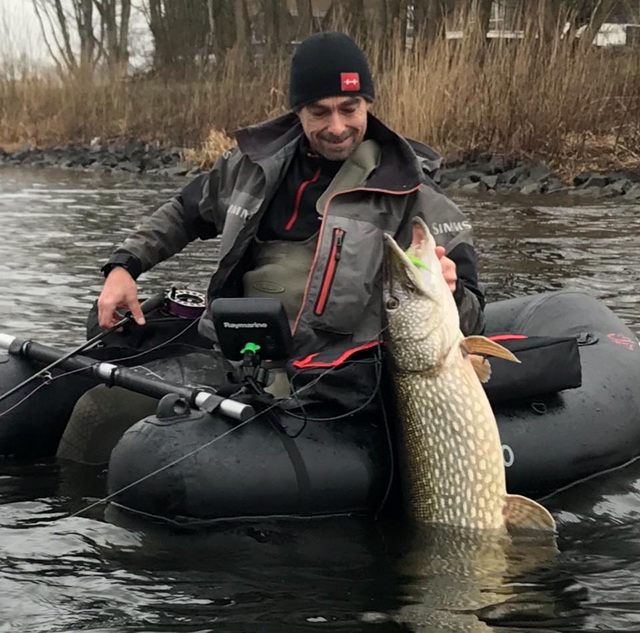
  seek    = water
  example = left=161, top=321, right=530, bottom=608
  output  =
left=1, top=166, right=640, bottom=632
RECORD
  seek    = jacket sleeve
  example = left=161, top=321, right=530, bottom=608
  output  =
left=396, top=184, right=486, bottom=336
left=102, top=148, right=240, bottom=279
left=448, top=241, right=486, bottom=336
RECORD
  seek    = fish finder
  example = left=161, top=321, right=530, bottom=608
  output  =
left=210, top=298, right=293, bottom=363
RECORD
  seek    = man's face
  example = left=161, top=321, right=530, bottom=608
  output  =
left=298, top=96, right=369, bottom=161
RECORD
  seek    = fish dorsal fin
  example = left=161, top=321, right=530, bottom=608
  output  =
left=462, top=335, right=520, bottom=363
left=469, top=354, right=492, bottom=383
left=504, top=494, right=557, bottom=533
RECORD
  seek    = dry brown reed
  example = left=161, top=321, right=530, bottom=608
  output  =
left=373, top=6, right=639, bottom=176
left=182, top=128, right=235, bottom=166
left=0, top=7, right=638, bottom=175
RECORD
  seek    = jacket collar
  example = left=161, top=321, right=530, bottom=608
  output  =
left=234, top=111, right=441, bottom=193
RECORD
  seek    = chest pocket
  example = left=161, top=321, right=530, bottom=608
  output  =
left=303, top=216, right=384, bottom=335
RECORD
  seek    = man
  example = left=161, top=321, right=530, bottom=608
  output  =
left=98, top=32, right=484, bottom=377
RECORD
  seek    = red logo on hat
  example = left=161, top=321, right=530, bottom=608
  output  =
left=341, top=72, right=360, bottom=91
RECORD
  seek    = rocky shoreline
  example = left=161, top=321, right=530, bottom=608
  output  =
left=437, top=154, right=640, bottom=200
left=1, top=139, right=639, bottom=200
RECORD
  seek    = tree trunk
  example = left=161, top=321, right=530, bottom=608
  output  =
left=263, top=0, right=282, bottom=51
left=93, top=0, right=131, bottom=73
left=388, top=0, right=408, bottom=45
left=579, top=0, right=617, bottom=48
left=322, top=0, right=366, bottom=33
left=146, top=0, right=169, bottom=69
left=475, top=0, right=493, bottom=40
left=143, top=0, right=222, bottom=74
left=72, top=0, right=98, bottom=74
left=233, top=0, right=250, bottom=50
left=119, top=0, right=131, bottom=67
left=521, top=0, right=566, bottom=44
left=296, top=0, right=313, bottom=37
left=421, top=0, right=453, bottom=48
left=32, top=0, right=101, bottom=75
left=31, top=0, right=73, bottom=74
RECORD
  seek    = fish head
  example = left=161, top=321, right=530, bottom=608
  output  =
left=383, top=217, right=461, bottom=373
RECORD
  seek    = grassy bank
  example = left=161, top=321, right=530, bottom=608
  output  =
left=1, top=28, right=638, bottom=177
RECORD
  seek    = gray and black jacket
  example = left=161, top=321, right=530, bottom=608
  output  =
left=104, top=111, right=485, bottom=365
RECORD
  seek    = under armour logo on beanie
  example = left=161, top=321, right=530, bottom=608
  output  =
left=289, top=32, right=375, bottom=110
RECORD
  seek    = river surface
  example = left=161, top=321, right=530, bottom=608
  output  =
left=0, top=166, right=639, bottom=632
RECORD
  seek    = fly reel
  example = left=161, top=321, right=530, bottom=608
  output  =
left=165, top=287, right=207, bottom=320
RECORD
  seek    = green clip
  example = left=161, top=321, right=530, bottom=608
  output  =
left=240, top=342, right=261, bottom=355
left=406, top=252, right=429, bottom=270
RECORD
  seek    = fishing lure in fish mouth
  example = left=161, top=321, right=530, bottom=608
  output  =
left=406, top=251, right=430, bottom=271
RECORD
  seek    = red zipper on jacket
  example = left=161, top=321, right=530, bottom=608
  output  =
left=284, top=167, right=321, bottom=231
left=292, top=184, right=421, bottom=336
left=313, top=227, right=345, bottom=316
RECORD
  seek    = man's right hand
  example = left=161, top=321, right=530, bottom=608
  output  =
left=97, top=266, right=145, bottom=328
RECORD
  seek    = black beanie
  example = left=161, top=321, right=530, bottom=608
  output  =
left=289, top=32, right=375, bottom=110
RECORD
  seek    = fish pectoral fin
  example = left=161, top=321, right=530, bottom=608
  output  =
left=462, top=336, right=520, bottom=363
left=504, top=494, right=557, bottom=533
left=469, top=354, right=492, bottom=383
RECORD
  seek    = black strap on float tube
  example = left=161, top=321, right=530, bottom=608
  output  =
left=0, top=292, right=166, bottom=405
left=236, top=341, right=312, bottom=515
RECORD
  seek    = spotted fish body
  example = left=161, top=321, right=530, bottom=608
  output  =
left=383, top=218, right=555, bottom=532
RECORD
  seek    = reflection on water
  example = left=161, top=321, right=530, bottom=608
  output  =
left=0, top=168, right=215, bottom=346
left=0, top=166, right=639, bottom=632
left=465, top=197, right=640, bottom=333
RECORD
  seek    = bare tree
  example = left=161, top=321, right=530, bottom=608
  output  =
left=514, top=0, right=620, bottom=46
left=575, top=0, right=618, bottom=46
left=413, top=0, right=457, bottom=48
left=475, top=0, right=493, bottom=39
left=507, top=0, right=567, bottom=45
left=386, top=0, right=409, bottom=42
left=322, top=0, right=367, bottom=35
left=31, top=0, right=134, bottom=76
left=232, top=0, right=251, bottom=51
left=259, top=0, right=294, bottom=52
left=76, top=0, right=96, bottom=69
left=296, top=0, right=313, bottom=37
left=142, top=0, right=235, bottom=73
left=93, top=0, right=132, bottom=73
left=32, top=0, right=101, bottom=75
left=372, top=0, right=389, bottom=35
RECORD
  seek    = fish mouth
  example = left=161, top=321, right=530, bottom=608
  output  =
left=383, top=232, right=440, bottom=303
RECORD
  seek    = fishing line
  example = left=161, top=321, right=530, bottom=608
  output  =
left=0, top=361, right=120, bottom=421
left=280, top=343, right=395, bottom=518
left=0, top=316, right=200, bottom=418
left=536, top=453, right=640, bottom=503
left=68, top=361, right=351, bottom=518
left=374, top=379, right=396, bottom=520
left=69, top=413, right=259, bottom=519
left=283, top=350, right=385, bottom=423
left=3, top=314, right=397, bottom=517
left=0, top=378, right=53, bottom=421
left=102, top=316, right=201, bottom=364
left=279, top=321, right=390, bottom=425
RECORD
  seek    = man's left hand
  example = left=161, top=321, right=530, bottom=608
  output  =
left=435, top=246, right=457, bottom=293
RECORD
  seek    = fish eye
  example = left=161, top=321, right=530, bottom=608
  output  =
left=386, top=296, right=400, bottom=310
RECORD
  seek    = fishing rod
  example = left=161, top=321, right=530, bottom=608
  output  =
left=0, top=332, right=254, bottom=422
left=0, top=292, right=168, bottom=406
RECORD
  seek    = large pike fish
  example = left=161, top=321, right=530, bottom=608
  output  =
left=383, top=218, right=555, bottom=533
